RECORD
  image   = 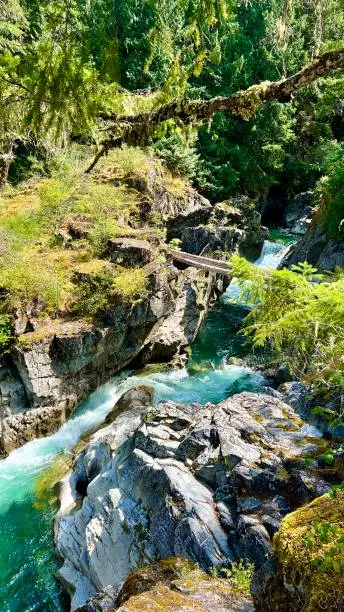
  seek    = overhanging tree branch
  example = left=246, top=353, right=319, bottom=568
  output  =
left=86, top=48, right=344, bottom=173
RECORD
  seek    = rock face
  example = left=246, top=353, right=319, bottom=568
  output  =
left=283, top=191, right=315, bottom=235
left=281, top=381, right=344, bottom=440
left=76, top=557, right=254, bottom=612
left=180, top=197, right=265, bottom=260
left=0, top=264, right=222, bottom=455
left=252, top=491, right=344, bottom=611
left=55, top=390, right=329, bottom=610
left=281, top=222, right=344, bottom=271
left=103, top=238, right=152, bottom=267
left=121, top=157, right=212, bottom=238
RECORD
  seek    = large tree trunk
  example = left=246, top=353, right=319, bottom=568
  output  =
left=87, top=48, right=344, bottom=173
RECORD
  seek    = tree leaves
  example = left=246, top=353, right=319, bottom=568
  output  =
left=231, top=255, right=344, bottom=392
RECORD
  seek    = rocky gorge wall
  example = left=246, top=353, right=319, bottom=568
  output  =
left=281, top=222, right=344, bottom=271
left=0, top=154, right=267, bottom=456
left=0, top=262, right=226, bottom=456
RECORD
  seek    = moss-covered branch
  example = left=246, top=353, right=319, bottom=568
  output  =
left=86, top=48, right=344, bottom=172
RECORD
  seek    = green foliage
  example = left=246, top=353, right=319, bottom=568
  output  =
left=222, top=561, right=254, bottom=594
left=152, top=129, right=202, bottom=181
left=168, top=238, right=182, bottom=251
left=330, top=481, right=344, bottom=499
left=0, top=314, right=12, bottom=353
left=230, top=255, right=344, bottom=392
left=0, top=248, right=71, bottom=312
left=315, top=141, right=344, bottom=238
left=209, top=561, right=254, bottom=594
left=0, top=1, right=27, bottom=52
left=112, top=268, right=148, bottom=302
left=72, top=266, right=149, bottom=320
left=304, top=519, right=344, bottom=572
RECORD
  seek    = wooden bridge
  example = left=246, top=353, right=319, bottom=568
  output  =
left=169, top=249, right=232, bottom=276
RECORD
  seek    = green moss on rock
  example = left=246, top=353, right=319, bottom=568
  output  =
left=254, top=492, right=344, bottom=611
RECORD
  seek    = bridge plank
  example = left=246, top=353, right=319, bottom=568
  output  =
left=169, top=249, right=232, bottom=276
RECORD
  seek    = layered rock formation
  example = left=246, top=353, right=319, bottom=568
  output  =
left=55, top=389, right=329, bottom=610
left=281, top=223, right=344, bottom=271
left=180, top=197, right=266, bottom=260
left=0, top=264, right=225, bottom=455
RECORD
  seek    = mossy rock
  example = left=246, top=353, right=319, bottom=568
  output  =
left=114, top=557, right=254, bottom=611
left=253, top=492, right=344, bottom=611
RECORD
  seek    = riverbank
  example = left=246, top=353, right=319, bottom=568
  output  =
left=0, top=237, right=294, bottom=611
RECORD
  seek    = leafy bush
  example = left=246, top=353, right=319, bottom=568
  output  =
left=222, top=561, right=254, bottom=594
left=230, top=255, right=344, bottom=393
left=315, top=141, right=344, bottom=239
left=0, top=315, right=12, bottom=354
left=112, top=268, right=148, bottom=302
left=210, top=561, right=254, bottom=594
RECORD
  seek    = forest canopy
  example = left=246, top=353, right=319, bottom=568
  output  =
left=0, top=0, right=343, bottom=205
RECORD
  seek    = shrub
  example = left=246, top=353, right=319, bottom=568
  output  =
left=0, top=248, right=72, bottom=312
left=230, top=255, right=344, bottom=393
left=112, top=268, right=148, bottom=302
left=0, top=315, right=12, bottom=354
left=222, top=561, right=254, bottom=594
left=315, top=141, right=344, bottom=239
left=88, top=218, right=122, bottom=256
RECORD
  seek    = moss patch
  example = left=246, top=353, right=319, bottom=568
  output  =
left=273, top=491, right=344, bottom=611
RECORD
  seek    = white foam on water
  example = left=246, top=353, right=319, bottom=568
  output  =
left=255, top=240, right=290, bottom=269
left=223, top=239, right=290, bottom=303
left=0, top=364, right=264, bottom=512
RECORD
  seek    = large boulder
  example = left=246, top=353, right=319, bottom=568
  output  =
left=284, top=192, right=315, bottom=235
left=181, top=197, right=265, bottom=260
left=280, top=223, right=344, bottom=271
left=55, top=391, right=329, bottom=610
left=103, top=238, right=152, bottom=267
left=139, top=267, right=225, bottom=363
left=77, top=558, right=254, bottom=611
left=252, top=491, right=344, bottom=611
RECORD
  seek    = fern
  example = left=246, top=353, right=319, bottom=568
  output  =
left=231, top=255, right=344, bottom=392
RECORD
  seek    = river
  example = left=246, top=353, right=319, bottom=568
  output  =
left=0, top=238, right=291, bottom=611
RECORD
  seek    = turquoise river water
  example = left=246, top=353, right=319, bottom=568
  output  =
left=0, top=239, right=291, bottom=611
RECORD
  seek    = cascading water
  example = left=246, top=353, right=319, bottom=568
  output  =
left=0, top=238, right=292, bottom=612
left=255, top=239, right=290, bottom=269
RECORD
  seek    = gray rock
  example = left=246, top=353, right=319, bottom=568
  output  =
left=288, top=470, right=330, bottom=509
left=84, top=442, right=112, bottom=482
left=104, top=238, right=152, bottom=267
left=239, top=523, right=272, bottom=567
left=180, top=197, right=265, bottom=260
left=55, top=392, right=330, bottom=609
left=281, top=222, right=344, bottom=271
left=284, top=191, right=315, bottom=235
left=0, top=264, right=222, bottom=455
left=0, top=403, right=68, bottom=456
left=280, top=381, right=308, bottom=415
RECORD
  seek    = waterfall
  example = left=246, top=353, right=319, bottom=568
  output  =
left=254, top=240, right=289, bottom=270
left=224, top=240, right=289, bottom=301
